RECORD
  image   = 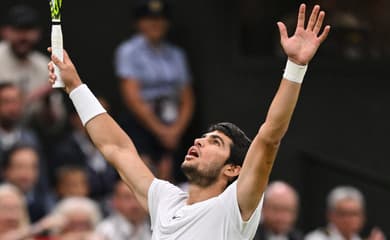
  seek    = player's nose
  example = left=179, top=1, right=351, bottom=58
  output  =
left=194, top=137, right=204, bottom=147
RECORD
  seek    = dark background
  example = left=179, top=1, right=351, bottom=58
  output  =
left=1, top=0, right=389, bottom=235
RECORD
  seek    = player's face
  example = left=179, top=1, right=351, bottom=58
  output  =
left=138, top=16, right=169, bottom=43
left=328, top=199, right=364, bottom=237
left=181, top=130, right=232, bottom=187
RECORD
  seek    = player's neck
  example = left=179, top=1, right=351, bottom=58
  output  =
left=186, top=181, right=226, bottom=205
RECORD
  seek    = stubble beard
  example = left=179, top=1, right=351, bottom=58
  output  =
left=181, top=161, right=222, bottom=188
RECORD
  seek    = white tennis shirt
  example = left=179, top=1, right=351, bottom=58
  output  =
left=148, top=179, right=264, bottom=240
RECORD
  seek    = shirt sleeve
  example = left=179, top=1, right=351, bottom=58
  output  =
left=114, top=44, right=143, bottom=80
left=218, top=181, right=264, bottom=239
left=147, top=178, right=184, bottom=230
left=176, top=48, right=192, bottom=86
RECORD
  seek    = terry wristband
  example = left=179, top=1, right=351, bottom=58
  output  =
left=283, top=59, right=308, bottom=84
left=69, top=84, right=106, bottom=126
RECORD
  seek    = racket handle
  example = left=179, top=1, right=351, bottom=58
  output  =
left=51, top=24, right=64, bottom=88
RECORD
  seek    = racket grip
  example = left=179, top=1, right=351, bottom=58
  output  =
left=51, top=24, right=64, bottom=88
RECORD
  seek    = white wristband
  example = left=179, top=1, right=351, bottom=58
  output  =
left=69, top=84, right=106, bottom=126
left=283, top=59, right=308, bottom=84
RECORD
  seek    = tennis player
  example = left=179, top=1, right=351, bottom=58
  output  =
left=48, top=4, right=330, bottom=239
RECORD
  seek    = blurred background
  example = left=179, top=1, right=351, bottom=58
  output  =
left=0, top=0, right=389, bottom=239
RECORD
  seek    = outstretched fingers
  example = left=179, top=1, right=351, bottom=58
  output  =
left=318, top=25, right=331, bottom=43
left=313, top=11, right=325, bottom=35
left=307, top=5, right=320, bottom=31
left=277, top=22, right=288, bottom=43
left=296, top=4, right=306, bottom=30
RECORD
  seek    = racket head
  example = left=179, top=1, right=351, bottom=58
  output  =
left=49, top=0, right=63, bottom=21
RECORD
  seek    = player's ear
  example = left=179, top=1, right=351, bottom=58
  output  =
left=223, top=164, right=240, bottom=178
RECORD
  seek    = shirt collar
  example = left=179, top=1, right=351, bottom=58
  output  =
left=328, top=224, right=362, bottom=240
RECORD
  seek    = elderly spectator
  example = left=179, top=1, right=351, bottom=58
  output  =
left=0, top=183, right=31, bottom=240
left=97, top=181, right=151, bottom=240
left=305, top=186, right=385, bottom=240
left=1, top=144, right=53, bottom=223
left=50, top=197, right=103, bottom=240
left=253, top=181, right=302, bottom=240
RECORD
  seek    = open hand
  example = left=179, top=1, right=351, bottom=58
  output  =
left=277, top=4, right=330, bottom=65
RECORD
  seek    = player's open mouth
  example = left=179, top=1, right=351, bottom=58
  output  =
left=186, top=147, right=199, bottom=158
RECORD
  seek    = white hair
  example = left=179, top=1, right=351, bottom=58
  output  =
left=265, top=181, right=299, bottom=203
left=327, top=186, right=365, bottom=210
left=52, top=197, right=102, bottom=228
left=0, top=183, right=30, bottom=227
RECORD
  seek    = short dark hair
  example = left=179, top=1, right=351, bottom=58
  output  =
left=208, top=122, right=251, bottom=167
left=4, top=5, right=40, bottom=29
left=55, top=165, right=87, bottom=187
left=2, top=144, right=38, bottom=170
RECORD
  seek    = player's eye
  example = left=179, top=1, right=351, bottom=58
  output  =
left=212, top=139, right=221, bottom=146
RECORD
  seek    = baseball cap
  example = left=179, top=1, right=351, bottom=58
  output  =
left=4, top=5, right=40, bottom=29
left=134, top=0, right=172, bottom=20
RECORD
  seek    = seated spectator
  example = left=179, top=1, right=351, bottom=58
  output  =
left=50, top=197, right=103, bottom=240
left=97, top=181, right=151, bottom=240
left=55, top=165, right=90, bottom=199
left=0, top=5, right=51, bottom=101
left=253, top=181, right=302, bottom=240
left=1, top=144, right=53, bottom=223
left=0, top=83, right=40, bottom=158
left=50, top=99, right=117, bottom=201
left=0, top=5, right=66, bottom=142
left=305, top=186, right=385, bottom=240
left=0, top=183, right=31, bottom=240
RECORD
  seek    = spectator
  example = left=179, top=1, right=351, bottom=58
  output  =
left=0, top=83, right=40, bottom=158
left=0, top=5, right=50, bottom=100
left=0, top=183, right=31, bottom=239
left=116, top=0, right=194, bottom=181
left=253, top=181, right=302, bottom=240
left=55, top=165, right=90, bottom=199
left=305, top=186, right=385, bottom=240
left=97, top=181, right=151, bottom=240
left=50, top=197, right=103, bottom=240
left=50, top=99, right=117, bottom=201
left=0, top=4, right=66, bottom=144
left=1, top=144, right=53, bottom=223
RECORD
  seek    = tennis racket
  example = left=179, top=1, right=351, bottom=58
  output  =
left=50, top=0, right=64, bottom=88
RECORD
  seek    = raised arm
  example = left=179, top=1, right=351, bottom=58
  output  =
left=48, top=51, right=154, bottom=210
left=237, top=4, right=330, bottom=220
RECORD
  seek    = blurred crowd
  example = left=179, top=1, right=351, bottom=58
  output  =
left=0, top=1, right=387, bottom=240
left=240, top=0, right=390, bottom=59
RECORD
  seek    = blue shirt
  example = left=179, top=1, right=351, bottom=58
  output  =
left=115, top=34, right=191, bottom=102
